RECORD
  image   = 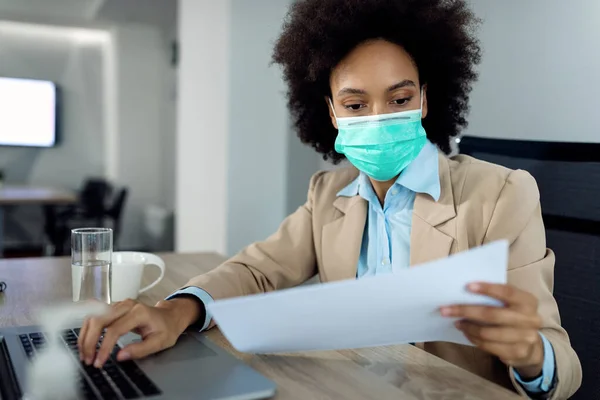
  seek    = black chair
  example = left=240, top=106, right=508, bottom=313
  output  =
left=44, top=178, right=113, bottom=256
left=76, top=179, right=114, bottom=226
left=44, top=179, right=131, bottom=256
left=459, top=136, right=600, bottom=400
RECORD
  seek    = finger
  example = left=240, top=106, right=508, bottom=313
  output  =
left=93, top=310, right=145, bottom=368
left=441, top=305, right=541, bottom=329
left=77, top=318, right=90, bottom=360
left=456, top=321, right=540, bottom=345
left=464, top=338, right=535, bottom=367
left=118, top=333, right=171, bottom=361
left=81, top=301, right=133, bottom=364
left=77, top=299, right=103, bottom=358
left=81, top=300, right=136, bottom=365
left=467, top=283, right=538, bottom=312
left=93, top=303, right=158, bottom=367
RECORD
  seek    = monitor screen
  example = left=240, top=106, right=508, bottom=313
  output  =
left=0, top=77, right=58, bottom=147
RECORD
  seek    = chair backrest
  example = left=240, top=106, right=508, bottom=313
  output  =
left=79, top=179, right=112, bottom=218
left=459, top=136, right=600, bottom=400
left=106, top=188, right=129, bottom=247
left=107, top=188, right=128, bottom=221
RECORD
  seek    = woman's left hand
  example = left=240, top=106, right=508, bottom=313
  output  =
left=440, top=282, right=544, bottom=379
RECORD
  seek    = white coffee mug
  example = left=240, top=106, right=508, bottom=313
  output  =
left=71, top=251, right=165, bottom=303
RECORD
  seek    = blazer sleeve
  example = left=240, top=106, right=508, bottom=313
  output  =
left=182, top=171, right=322, bottom=304
left=483, top=169, right=582, bottom=400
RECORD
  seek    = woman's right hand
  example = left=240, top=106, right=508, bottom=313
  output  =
left=77, top=297, right=202, bottom=368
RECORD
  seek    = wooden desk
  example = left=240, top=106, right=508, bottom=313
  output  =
left=0, top=254, right=521, bottom=400
left=0, top=186, right=77, bottom=206
left=0, top=185, right=77, bottom=257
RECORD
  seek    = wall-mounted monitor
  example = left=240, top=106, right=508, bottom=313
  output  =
left=0, top=77, right=59, bottom=148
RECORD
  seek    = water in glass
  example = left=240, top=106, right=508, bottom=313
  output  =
left=72, top=259, right=112, bottom=303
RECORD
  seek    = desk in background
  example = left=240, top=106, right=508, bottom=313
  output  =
left=0, top=253, right=521, bottom=399
left=0, top=186, right=77, bottom=257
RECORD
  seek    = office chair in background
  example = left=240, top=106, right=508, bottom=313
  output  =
left=459, top=136, right=600, bottom=400
left=44, top=178, right=129, bottom=256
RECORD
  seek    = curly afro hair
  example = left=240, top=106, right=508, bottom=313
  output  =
left=272, top=0, right=482, bottom=162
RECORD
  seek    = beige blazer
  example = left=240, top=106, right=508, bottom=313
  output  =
left=185, top=153, right=582, bottom=399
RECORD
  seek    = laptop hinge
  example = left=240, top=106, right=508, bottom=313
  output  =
left=0, top=336, right=21, bottom=400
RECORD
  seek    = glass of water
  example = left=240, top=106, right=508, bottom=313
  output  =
left=71, top=228, right=113, bottom=303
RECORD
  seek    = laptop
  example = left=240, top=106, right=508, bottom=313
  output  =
left=0, top=324, right=276, bottom=400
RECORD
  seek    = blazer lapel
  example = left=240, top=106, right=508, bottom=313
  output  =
left=410, top=153, right=456, bottom=266
left=322, top=153, right=457, bottom=279
left=321, top=195, right=367, bottom=282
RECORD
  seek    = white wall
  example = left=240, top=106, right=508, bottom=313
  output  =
left=226, top=0, right=296, bottom=255
left=159, top=27, right=177, bottom=212
left=286, top=135, right=322, bottom=215
left=111, top=23, right=165, bottom=248
left=0, top=21, right=110, bottom=246
left=176, top=0, right=230, bottom=254
left=466, top=0, right=600, bottom=143
left=176, top=0, right=325, bottom=256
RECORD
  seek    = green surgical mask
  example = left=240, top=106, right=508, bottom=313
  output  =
left=331, top=92, right=427, bottom=181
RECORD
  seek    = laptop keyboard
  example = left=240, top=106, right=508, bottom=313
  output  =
left=18, top=329, right=162, bottom=400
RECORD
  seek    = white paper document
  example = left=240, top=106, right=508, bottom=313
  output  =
left=207, top=240, right=508, bottom=354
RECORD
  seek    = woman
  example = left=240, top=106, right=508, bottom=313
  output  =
left=79, top=0, right=581, bottom=397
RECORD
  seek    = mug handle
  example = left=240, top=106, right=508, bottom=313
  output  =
left=138, top=253, right=166, bottom=294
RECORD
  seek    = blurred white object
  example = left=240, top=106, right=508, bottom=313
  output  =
left=25, top=302, right=108, bottom=400
left=26, top=341, right=78, bottom=400
left=143, top=205, right=174, bottom=251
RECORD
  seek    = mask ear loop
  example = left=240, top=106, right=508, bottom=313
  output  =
left=328, top=97, right=339, bottom=119
left=419, top=88, right=424, bottom=112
